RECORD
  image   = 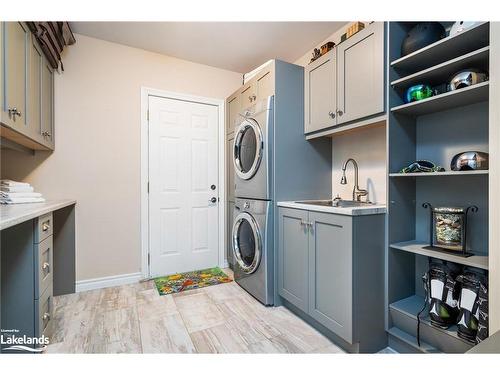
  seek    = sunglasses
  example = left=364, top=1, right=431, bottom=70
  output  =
left=400, top=160, right=445, bottom=174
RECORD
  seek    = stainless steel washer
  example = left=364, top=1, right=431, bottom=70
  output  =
left=232, top=198, right=273, bottom=305
left=233, top=96, right=273, bottom=200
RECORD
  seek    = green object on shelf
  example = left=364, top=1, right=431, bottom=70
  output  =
left=405, top=84, right=434, bottom=103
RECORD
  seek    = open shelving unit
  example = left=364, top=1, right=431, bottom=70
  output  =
left=386, top=22, right=490, bottom=354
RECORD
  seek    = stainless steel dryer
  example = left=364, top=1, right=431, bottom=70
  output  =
left=232, top=198, right=273, bottom=305
left=233, top=96, right=274, bottom=200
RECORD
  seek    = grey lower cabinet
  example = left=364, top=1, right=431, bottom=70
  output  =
left=278, top=206, right=386, bottom=353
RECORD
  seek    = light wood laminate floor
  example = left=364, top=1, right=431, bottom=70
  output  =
left=46, top=269, right=343, bottom=354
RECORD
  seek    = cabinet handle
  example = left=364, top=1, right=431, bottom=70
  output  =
left=42, top=312, right=50, bottom=321
left=252, top=94, right=257, bottom=101
left=8, top=107, right=21, bottom=119
left=42, top=131, right=52, bottom=137
left=328, top=111, right=336, bottom=119
left=337, top=109, right=344, bottom=116
left=42, top=222, right=50, bottom=231
left=42, top=262, right=50, bottom=272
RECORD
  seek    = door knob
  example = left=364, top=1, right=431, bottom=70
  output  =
left=210, top=184, right=216, bottom=190
left=210, top=197, right=217, bottom=203
left=337, top=110, right=344, bottom=116
left=328, top=111, right=336, bottom=119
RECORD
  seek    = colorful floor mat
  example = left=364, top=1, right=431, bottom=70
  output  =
left=154, top=267, right=232, bottom=295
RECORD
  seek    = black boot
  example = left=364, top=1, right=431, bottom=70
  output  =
left=456, top=269, right=487, bottom=343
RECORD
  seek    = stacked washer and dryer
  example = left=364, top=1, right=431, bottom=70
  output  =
left=230, top=60, right=332, bottom=306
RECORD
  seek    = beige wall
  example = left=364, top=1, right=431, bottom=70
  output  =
left=1, top=34, right=241, bottom=281
left=295, top=22, right=387, bottom=204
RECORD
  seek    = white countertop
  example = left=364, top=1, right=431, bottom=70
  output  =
left=0, top=199, right=76, bottom=231
left=277, top=200, right=386, bottom=216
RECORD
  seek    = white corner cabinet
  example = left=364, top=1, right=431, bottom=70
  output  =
left=0, top=22, right=55, bottom=151
left=304, top=22, right=385, bottom=135
left=277, top=206, right=386, bottom=353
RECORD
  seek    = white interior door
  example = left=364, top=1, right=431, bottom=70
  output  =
left=148, top=95, right=219, bottom=277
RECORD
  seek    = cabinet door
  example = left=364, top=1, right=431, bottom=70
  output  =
left=2, top=22, right=28, bottom=131
left=255, top=67, right=274, bottom=101
left=239, top=82, right=256, bottom=111
left=227, top=201, right=235, bottom=267
left=308, top=211, right=353, bottom=343
left=40, top=59, right=54, bottom=149
left=336, top=22, right=385, bottom=125
left=227, top=136, right=235, bottom=201
left=226, top=91, right=240, bottom=135
left=304, top=49, right=336, bottom=134
left=278, top=207, right=309, bottom=312
left=28, top=35, right=43, bottom=142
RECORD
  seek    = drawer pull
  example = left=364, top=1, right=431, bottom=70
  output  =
left=42, top=262, right=50, bottom=272
left=42, top=222, right=50, bottom=231
left=42, top=312, right=50, bottom=321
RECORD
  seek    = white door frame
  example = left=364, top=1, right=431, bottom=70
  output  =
left=140, top=87, right=226, bottom=279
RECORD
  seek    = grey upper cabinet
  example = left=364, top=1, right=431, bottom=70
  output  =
left=304, top=22, right=385, bottom=134
left=226, top=89, right=240, bottom=135
left=336, top=22, right=385, bottom=125
left=0, top=22, right=55, bottom=151
left=308, top=211, right=353, bottom=343
left=278, top=208, right=309, bottom=312
left=304, top=49, right=336, bottom=134
left=28, top=35, right=43, bottom=143
left=1, top=22, right=28, bottom=132
left=40, top=59, right=54, bottom=148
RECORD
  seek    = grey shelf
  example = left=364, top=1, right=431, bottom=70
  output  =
left=390, top=240, right=488, bottom=270
left=390, top=295, right=475, bottom=351
left=391, top=22, right=490, bottom=72
left=390, top=81, right=489, bottom=116
left=391, top=47, right=489, bottom=89
left=388, top=327, right=440, bottom=353
left=389, top=170, right=489, bottom=178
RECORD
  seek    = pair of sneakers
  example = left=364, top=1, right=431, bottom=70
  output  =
left=418, top=260, right=488, bottom=345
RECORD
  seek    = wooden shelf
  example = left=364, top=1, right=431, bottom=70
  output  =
left=391, top=47, right=489, bottom=89
left=390, top=81, right=489, bottom=116
left=390, top=240, right=488, bottom=270
left=391, top=22, right=490, bottom=72
left=389, top=170, right=489, bottom=177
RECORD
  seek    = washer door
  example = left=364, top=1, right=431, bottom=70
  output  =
left=233, top=119, right=263, bottom=180
left=232, top=212, right=262, bottom=274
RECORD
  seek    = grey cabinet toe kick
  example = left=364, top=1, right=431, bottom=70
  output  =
left=1, top=201, right=76, bottom=352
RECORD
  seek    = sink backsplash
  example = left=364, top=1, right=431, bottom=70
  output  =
left=332, top=125, right=387, bottom=204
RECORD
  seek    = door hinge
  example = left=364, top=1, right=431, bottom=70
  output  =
left=147, top=109, right=149, bottom=121
left=147, top=181, right=149, bottom=193
left=148, top=253, right=150, bottom=266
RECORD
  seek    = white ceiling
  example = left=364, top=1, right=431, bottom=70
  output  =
left=70, top=22, right=346, bottom=73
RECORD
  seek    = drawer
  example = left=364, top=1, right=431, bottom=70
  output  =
left=35, top=235, right=53, bottom=298
left=35, top=283, right=54, bottom=339
left=34, top=212, right=53, bottom=243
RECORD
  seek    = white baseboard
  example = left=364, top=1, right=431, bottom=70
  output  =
left=76, top=272, right=143, bottom=292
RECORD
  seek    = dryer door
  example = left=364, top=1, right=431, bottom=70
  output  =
left=232, top=211, right=262, bottom=274
left=233, top=119, right=263, bottom=180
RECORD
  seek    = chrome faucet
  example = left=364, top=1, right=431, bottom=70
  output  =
left=340, top=158, right=369, bottom=202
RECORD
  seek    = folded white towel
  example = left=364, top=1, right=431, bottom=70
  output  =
left=0, top=197, right=45, bottom=204
left=0, top=192, right=43, bottom=198
left=0, top=180, right=31, bottom=187
left=0, top=185, right=34, bottom=193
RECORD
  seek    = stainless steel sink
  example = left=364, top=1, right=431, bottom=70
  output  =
left=294, top=199, right=374, bottom=208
